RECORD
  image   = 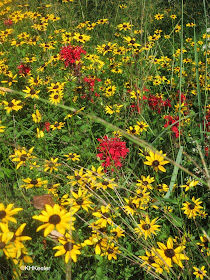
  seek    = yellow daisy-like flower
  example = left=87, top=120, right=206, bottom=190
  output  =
left=136, top=175, right=155, bottom=190
left=43, top=158, right=60, bottom=173
left=127, top=126, right=140, bottom=135
left=61, top=187, right=93, bottom=213
left=3, top=99, right=23, bottom=113
left=21, top=178, right=48, bottom=189
left=193, top=266, right=207, bottom=279
left=36, top=128, right=44, bottom=138
left=73, top=33, right=91, bottom=43
left=117, top=22, right=132, bottom=31
left=96, top=178, right=117, bottom=190
left=50, top=121, right=65, bottom=131
left=23, top=87, right=40, bottom=99
left=32, top=109, right=41, bottom=123
left=64, top=153, right=80, bottom=161
left=49, top=92, right=64, bottom=105
left=139, top=249, right=164, bottom=274
left=32, top=204, right=75, bottom=237
left=181, top=197, right=203, bottom=219
left=154, top=13, right=164, bottom=20
left=144, top=150, right=169, bottom=172
left=0, top=230, right=15, bottom=258
left=0, top=203, right=23, bottom=224
left=53, top=233, right=81, bottom=263
left=9, top=147, right=35, bottom=169
left=135, top=121, right=149, bottom=133
left=156, top=237, right=189, bottom=268
left=135, top=216, right=160, bottom=240
left=180, top=179, right=199, bottom=191
left=67, top=168, right=87, bottom=186
left=101, top=242, right=121, bottom=260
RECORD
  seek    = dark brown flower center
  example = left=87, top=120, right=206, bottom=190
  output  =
left=8, top=101, right=14, bottom=107
left=107, top=248, right=114, bottom=254
left=53, top=85, right=59, bottom=89
left=75, top=175, right=81, bottom=181
left=189, top=204, right=195, bottom=210
left=102, top=181, right=109, bottom=186
left=48, top=162, right=55, bottom=167
left=164, top=249, right=175, bottom=258
left=64, top=242, right=73, bottom=251
left=152, top=160, right=159, bottom=167
left=0, top=210, right=6, bottom=219
left=30, top=89, right=36, bottom=95
left=79, top=36, right=83, bottom=39
left=20, top=154, right=27, bottom=161
left=0, top=242, right=5, bottom=249
left=130, top=40, right=135, bottom=44
left=54, top=95, right=59, bottom=99
left=49, top=214, right=61, bottom=225
left=76, top=198, right=84, bottom=205
left=142, top=224, right=151, bottom=230
left=148, top=256, right=155, bottom=264
left=47, top=184, right=53, bottom=189
left=142, top=181, right=148, bottom=186
left=104, top=45, right=110, bottom=50
left=54, top=123, right=59, bottom=127
left=31, top=179, right=38, bottom=185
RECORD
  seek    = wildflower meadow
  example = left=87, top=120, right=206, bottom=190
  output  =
left=0, top=0, right=209, bottom=279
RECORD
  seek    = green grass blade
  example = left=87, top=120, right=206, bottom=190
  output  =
left=164, top=146, right=183, bottom=199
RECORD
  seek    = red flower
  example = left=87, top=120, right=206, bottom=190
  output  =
left=164, top=115, right=180, bottom=138
left=43, top=122, right=50, bottom=132
left=17, top=63, right=31, bottom=76
left=4, top=18, right=13, bottom=25
left=59, top=45, right=86, bottom=67
left=97, top=136, right=129, bottom=171
left=148, top=95, right=171, bottom=114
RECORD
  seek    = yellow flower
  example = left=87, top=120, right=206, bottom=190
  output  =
left=181, top=197, right=203, bottom=219
left=44, top=158, right=60, bottom=173
left=156, top=237, right=189, bottom=268
left=135, top=216, right=160, bottom=240
left=36, top=128, right=44, bottom=138
left=73, top=33, right=91, bottom=43
left=144, top=150, right=169, bottom=172
left=180, top=179, right=199, bottom=191
left=49, top=92, right=63, bottom=105
left=53, top=233, right=81, bottom=263
left=64, top=153, right=80, bottom=161
left=23, top=87, right=40, bottom=99
left=50, top=121, right=65, bottom=131
left=32, top=204, right=75, bottom=237
left=3, top=99, right=23, bottom=113
left=32, top=109, right=41, bottom=123
left=193, top=266, right=207, bottom=279
left=0, top=121, right=5, bottom=132
left=0, top=203, right=23, bottom=224
left=154, top=13, right=164, bottom=20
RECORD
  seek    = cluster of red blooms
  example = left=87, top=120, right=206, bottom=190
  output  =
left=97, top=136, right=129, bottom=171
left=164, top=115, right=180, bottom=138
left=83, top=76, right=101, bottom=92
left=147, top=95, right=172, bottom=114
left=17, top=63, right=31, bottom=76
left=43, top=122, right=50, bottom=132
left=59, top=45, right=86, bottom=67
left=4, top=18, right=13, bottom=25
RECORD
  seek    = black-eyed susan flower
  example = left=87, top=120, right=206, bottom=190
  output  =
left=144, top=150, right=169, bottom=172
left=1, top=73, right=18, bottom=86
left=32, top=109, right=41, bottom=123
left=3, top=99, right=23, bottom=113
left=96, top=178, right=117, bottom=190
left=197, top=235, right=209, bottom=256
left=139, top=249, right=164, bottom=274
left=156, top=183, right=169, bottom=193
left=135, top=121, right=149, bottom=133
left=117, top=22, right=132, bottom=31
left=36, top=128, right=44, bottom=138
left=47, top=82, right=65, bottom=93
left=67, top=168, right=87, bottom=186
left=62, top=188, right=93, bottom=213
left=44, top=158, right=60, bottom=173
left=154, top=13, right=164, bottom=20
left=110, top=226, right=125, bottom=239
left=181, top=197, right=203, bottom=219
left=53, top=233, right=81, bottom=263
left=135, top=216, right=160, bottom=240
left=49, top=92, right=63, bottom=105
left=156, top=237, right=189, bottom=268
left=50, top=121, right=65, bottom=131
left=86, top=165, right=104, bottom=182
left=126, top=126, right=140, bottom=135
left=81, top=233, right=108, bottom=255
left=21, top=178, right=48, bottom=189
left=73, top=33, right=91, bottom=43
left=136, top=175, right=155, bottom=190
left=64, top=153, right=80, bottom=161
left=180, top=178, right=199, bottom=191
left=0, top=203, right=23, bottom=224
left=92, top=204, right=114, bottom=227
left=23, top=87, right=40, bottom=99
left=123, top=197, right=141, bottom=215
left=124, top=36, right=141, bottom=48
left=9, top=147, right=35, bottom=169
left=101, top=242, right=121, bottom=260
left=32, top=204, right=75, bottom=237
left=193, top=266, right=207, bottom=279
